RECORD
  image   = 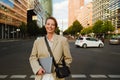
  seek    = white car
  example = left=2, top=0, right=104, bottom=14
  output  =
left=75, top=37, right=104, bottom=48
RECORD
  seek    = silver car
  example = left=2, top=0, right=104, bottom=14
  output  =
left=109, top=36, right=120, bottom=45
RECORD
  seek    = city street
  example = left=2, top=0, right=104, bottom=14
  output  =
left=0, top=39, right=120, bottom=80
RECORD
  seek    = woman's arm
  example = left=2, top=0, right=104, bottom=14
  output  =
left=29, top=40, right=42, bottom=74
left=62, top=38, right=72, bottom=67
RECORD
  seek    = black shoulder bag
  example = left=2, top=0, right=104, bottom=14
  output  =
left=44, top=36, right=71, bottom=78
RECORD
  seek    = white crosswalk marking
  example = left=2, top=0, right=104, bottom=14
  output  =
left=10, top=75, right=26, bottom=78
left=108, top=75, right=120, bottom=78
left=0, top=74, right=120, bottom=79
left=0, top=75, right=8, bottom=79
left=90, top=74, right=107, bottom=78
left=30, top=75, right=35, bottom=78
left=72, top=74, right=86, bottom=78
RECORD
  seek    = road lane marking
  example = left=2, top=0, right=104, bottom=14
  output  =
left=72, top=74, right=87, bottom=78
left=0, top=75, right=8, bottom=78
left=108, top=75, right=120, bottom=78
left=10, top=75, right=26, bottom=78
left=30, top=75, right=35, bottom=78
left=90, top=74, right=107, bottom=78
left=0, top=74, right=120, bottom=79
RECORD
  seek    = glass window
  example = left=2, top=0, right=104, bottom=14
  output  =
left=86, top=38, right=90, bottom=41
left=78, top=37, right=83, bottom=40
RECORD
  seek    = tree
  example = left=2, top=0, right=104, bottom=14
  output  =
left=27, top=20, right=40, bottom=37
left=63, top=25, right=72, bottom=35
left=81, top=26, right=93, bottom=35
left=72, top=20, right=83, bottom=35
left=55, top=27, right=60, bottom=34
left=92, top=20, right=103, bottom=35
left=39, top=26, right=46, bottom=36
left=93, top=20, right=115, bottom=38
left=19, top=22, right=27, bottom=38
left=102, top=20, right=115, bottom=34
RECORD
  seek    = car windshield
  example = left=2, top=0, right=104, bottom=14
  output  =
left=111, top=37, right=119, bottom=40
left=86, top=38, right=98, bottom=41
left=77, top=37, right=83, bottom=40
left=111, top=35, right=120, bottom=38
left=111, top=35, right=120, bottom=39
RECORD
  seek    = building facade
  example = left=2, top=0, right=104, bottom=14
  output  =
left=77, top=2, right=93, bottom=27
left=68, top=0, right=84, bottom=27
left=0, top=0, right=27, bottom=39
left=37, top=0, right=52, bottom=26
left=92, top=0, right=110, bottom=23
left=93, top=0, right=120, bottom=33
left=27, top=0, right=52, bottom=27
left=108, top=0, right=120, bottom=33
left=0, top=0, right=52, bottom=39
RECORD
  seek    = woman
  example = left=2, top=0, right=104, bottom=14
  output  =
left=29, top=16, right=72, bottom=80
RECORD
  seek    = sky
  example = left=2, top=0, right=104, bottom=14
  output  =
left=0, top=0, right=14, bottom=7
left=52, top=0, right=92, bottom=31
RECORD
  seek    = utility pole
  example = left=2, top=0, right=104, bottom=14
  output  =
left=1, top=25, right=4, bottom=39
left=60, top=20, right=63, bottom=36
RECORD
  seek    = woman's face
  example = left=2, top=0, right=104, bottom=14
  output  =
left=45, top=19, right=56, bottom=34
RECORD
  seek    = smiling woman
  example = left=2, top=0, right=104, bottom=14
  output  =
left=29, top=16, right=72, bottom=80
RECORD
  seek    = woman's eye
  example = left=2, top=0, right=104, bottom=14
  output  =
left=51, top=24, right=55, bottom=26
left=46, top=23, right=55, bottom=26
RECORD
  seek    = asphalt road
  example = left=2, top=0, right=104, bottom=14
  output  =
left=0, top=39, right=120, bottom=80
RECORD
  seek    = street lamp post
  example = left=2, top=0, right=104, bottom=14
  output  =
left=12, top=28, right=15, bottom=39
left=5, top=9, right=7, bottom=39
left=1, top=25, right=4, bottom=39
left=60, top=20, right=63, bottom=36
left=16, top=29, right=20, bottom=39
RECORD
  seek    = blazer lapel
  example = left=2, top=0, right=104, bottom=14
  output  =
left=52, top=34, right=58, bottom=52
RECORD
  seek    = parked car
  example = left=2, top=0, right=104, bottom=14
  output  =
left=109, top=36, right=120, bottom=45
left=75, top=37, right=104, bottom=48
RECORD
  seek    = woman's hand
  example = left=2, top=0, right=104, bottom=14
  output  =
left=37, top=68, right=45, bottom=75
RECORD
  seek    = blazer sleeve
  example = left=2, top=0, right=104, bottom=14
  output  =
left=29, top=40, right=42, bottom=74
left=62, top=37, right=72, bottom=67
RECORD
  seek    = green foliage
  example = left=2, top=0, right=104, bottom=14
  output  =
left=64, top=20, right=83, bottom=36
left=39, top=26, right=46, bottom=36
left=64, top=19, right=115, bottom=37
left=92, top=20, right=103, bottom=34
left=92, top=20, right=115, bottom=37
left=55, top=27, right=60, bottom=34
left=72, top=20, right=83, bottom=35
left=19, top=22, right=27, bottom=38
left=81, top=26, right=93, bottom=35
left=63, top=25, right=72, bottom=35
left=102, top=20, right=115, bottom=33
left=27, top=20, right=40, bottom=36
left=93, top=20, right=115, bottom=35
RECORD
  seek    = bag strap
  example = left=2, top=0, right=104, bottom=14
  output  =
left=44, top=36, right=58, bottom=67
left=44, top=36, right=67, bottom=67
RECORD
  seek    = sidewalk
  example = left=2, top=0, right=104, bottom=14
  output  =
left=0, top=38, right=75, bottom=42
left=68, top=39, right=75, bottom=42
left=0, top=39, right=22, bottom=42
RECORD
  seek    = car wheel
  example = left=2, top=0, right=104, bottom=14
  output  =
left=99, top=43, right=103, bottom=48
left=82, top=44, right=87, bottom=48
